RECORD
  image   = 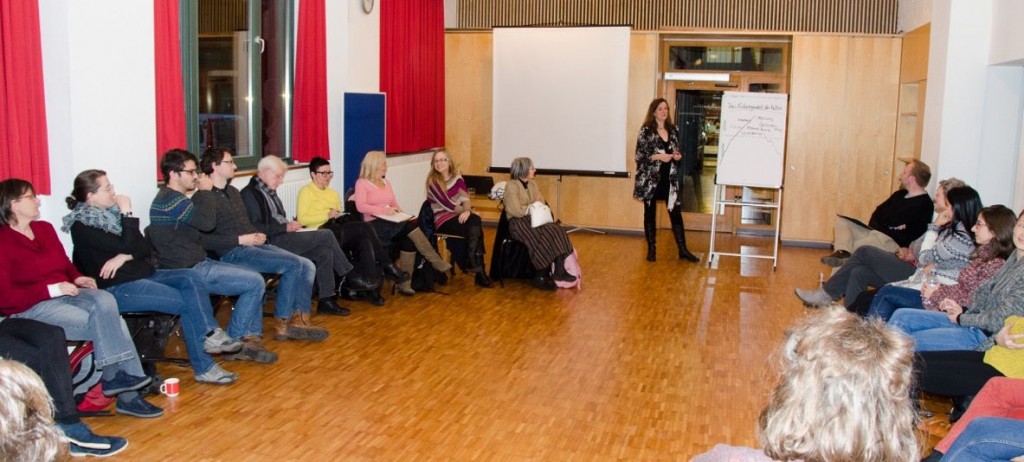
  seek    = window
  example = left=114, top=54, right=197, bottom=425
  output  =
left=182, top=0, right=294, bottom=169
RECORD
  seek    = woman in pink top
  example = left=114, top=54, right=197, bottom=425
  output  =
left=353, top=151, right=451, bottom=296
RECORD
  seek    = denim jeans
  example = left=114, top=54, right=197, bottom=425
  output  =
left=220, top=244, right=315, bottom=319
left=888, top=308, right=988, bottom=351
left=942, top=417, right=1024, bottom=461
left=10, top=288, right=143, bottom=376
left=192, top=259, right=266, bottom=340
left=866, top=285, right=924, bottom=321
left=106, top=269, right=219, bottom=376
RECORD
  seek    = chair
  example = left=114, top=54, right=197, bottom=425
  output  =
left=418, top=200, right=462, bottom=275
left=489, top=208, right=536, bottom=287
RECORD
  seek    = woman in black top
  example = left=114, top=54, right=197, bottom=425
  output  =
left=633, top=98, right=698, bottom=262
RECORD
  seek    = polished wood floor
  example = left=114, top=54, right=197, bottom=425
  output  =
left=85, top=230, right=939, bottom=460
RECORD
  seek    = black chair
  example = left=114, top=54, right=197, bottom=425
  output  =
left=488, top=209, right=536, bottom=287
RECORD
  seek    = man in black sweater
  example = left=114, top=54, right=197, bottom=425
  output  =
left=822, top=160, right=934, bottom=267
left=199, top=148, right=333, bottom=342
left=238, top=155, right=378, bottom=316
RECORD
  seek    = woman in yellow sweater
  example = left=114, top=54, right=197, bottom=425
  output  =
left=297, top=157, right=408, bottom=288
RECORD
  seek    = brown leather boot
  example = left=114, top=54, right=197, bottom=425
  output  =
left=407, top=228, right=453, bottom=273
left=273, top=314, right=329, bottom=341
left=394, top=251, right=416, bottom=296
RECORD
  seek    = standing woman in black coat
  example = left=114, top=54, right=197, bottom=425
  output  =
left=633, top=98, right=698, bottom=262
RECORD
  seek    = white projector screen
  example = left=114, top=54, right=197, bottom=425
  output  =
left=491, top=26, right=630, bottom=176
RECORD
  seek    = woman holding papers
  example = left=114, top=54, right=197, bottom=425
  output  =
left=425, top=150, right=492, bottom=288
left=633, top=98, right=698, bottom=263
left=353, top=151, right=452, bottom=296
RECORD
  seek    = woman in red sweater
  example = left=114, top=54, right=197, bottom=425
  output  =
left=0, top=179, right=161, bottom=418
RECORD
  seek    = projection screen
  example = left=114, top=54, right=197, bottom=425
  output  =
left=491, top=26, right=630, bottom=176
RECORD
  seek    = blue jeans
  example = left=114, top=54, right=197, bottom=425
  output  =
left=106, top=269, right=219, bottom=376
left=942, top=417, right=1024, bottom=461
left=10, top=288, right=143, bottom=376
left=192, top=259, right=266, bottom=340
left=866, top=285, right=924, bottom=321
left=888, top=309, right=988, bottom=351
left=220, top=244, right=315, bottom=319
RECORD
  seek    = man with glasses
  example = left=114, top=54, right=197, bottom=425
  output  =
left=148, top=149, right=277, bottom=363
left=198, top=148, right=328, bottom=343
left=297, top=157, right=410, bottom=306
left=239, top=155, right=378, bottom=317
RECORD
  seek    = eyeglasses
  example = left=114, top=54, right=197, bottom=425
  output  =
left=16, top=193, right=36, bottom=201
left=315, top=171, right=334, bottom=176
left=433, top=158, right=449, bottom=163
left=177, top=169, right=198, bottom=176
left=220, top=159, right=235, bottom=164
left=975, top=221, right=989, bottom=229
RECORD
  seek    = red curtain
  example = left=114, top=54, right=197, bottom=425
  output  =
left=154, top=0, right=186, bottom=178
left=291, top=0, right=327, bottom=163
left=380, top=0, right=444, bottom=154
left=0, top=0, right=50, bottom=193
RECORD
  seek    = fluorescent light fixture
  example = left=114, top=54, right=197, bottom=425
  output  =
left=663, top=72, right=731, bottom=82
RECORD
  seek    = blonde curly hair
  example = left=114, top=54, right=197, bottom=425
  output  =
left=0, top=359, right=65, bottom=461
left=758, top=306, right=919, bottom=462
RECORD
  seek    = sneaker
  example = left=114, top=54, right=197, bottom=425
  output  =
left=58, top=421, right=111, bottom=450
left=223, top=338, right=279, bottom=364
left=195, top=363, right=239, bottom=385
left=204, top=328, right=243, bottom=354
left=69, top=437, right=128, bottom=458
left=820, top=250, right=852, bottom=267
left=116, top=395, right=164, bottom=418
left=101, top=371, right=152, bottom=397
left=794, top=288, right=836, bottom=307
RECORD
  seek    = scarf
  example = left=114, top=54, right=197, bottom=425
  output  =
left=61, top=202, right=123, bottom=235
left=255, top=177, right=289, bottom=225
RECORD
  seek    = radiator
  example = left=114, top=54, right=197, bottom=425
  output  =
left=276, top=178, right=305, bottom=220
left=385, top=153, right=433, bottom=214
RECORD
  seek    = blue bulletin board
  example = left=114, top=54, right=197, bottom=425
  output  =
left=343, top=93, right=386, bottom=193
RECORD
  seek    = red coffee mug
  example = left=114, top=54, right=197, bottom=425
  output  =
left=160, top=378, right=180, bottom=397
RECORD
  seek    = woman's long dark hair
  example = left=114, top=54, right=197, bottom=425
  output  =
left=642, top=98, right=675, bottom=132
left=942, top=186, right=981, bottom=240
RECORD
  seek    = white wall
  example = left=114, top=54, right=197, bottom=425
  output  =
left=39, top=0, right=157, bottom=250
left=922, top=0, right=1024, bottom=210
left=898, top=0, right=932, bottom=33
left=990, top=0, right=1024, bottom=65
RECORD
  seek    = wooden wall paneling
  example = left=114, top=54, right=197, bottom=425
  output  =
left=900, top=23, right=930, bottom=83
left=834, top=37, right=901, bottom=220
left=445, top=32, right=493, bottom=178
left=781, top=36, right=849, bottom=243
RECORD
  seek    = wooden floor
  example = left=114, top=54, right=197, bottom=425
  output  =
left=85, top=230, right=941, bottom=460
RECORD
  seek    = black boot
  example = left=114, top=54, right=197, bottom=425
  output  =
left=551, top=253, right=577, bottom=283
left=381, top=262, right=410, bottom=283
left=466, top=229, right=492, bottom=288
left=671, top=223, right=699, bottom=262
left=643, top=203, right=657, bottom=262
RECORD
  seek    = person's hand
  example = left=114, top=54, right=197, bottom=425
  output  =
left=672, top=151, right=682, bottom=161
left=995, top=321, right=1024, bottom=350
left=197, top=174, right=213, bottom=191
left=895, top=247, right=915, bottom=262
left=74, top=276, right=97, bottom=289
left=458, top=210, right=472, bottom=224
left=920, top=282, right=938, bottom=299
left=99, top=254, right=132, bottom=279
left=239, top=233, right=267, bottom=246
left=328, top=209, right=341, bottom=219
left=114, top=194, right=132, bottom=214
left=939, top=298, right=963, bottom=323
left=653, top=153, right=673, bottom=163
left=935, top=209, right=953, bottom=226
left=57, top=282, right=79, bottom=296
left=286, top=221, right=303, bottom=232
